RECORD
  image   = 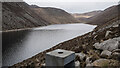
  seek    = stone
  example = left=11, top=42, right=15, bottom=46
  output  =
left=85, top=64, right=94, bottom=68
left=85, top=57, right=92, bottom=64
left=112, top=24, right=119, bottom=27
left=100, top=50, right=112, bottom=58
left=93, top=43, right=101, bottom=50
left=93, top=39, right=119, bottom=51
left=41, top=63, right=45, bottom=68
left=112, top=49, right=120, bottom=53
left=75, top=61, right=80, bottom=68
left=89, top=59, right=119, bottom=67
left=91, top=59, right=110, bottom=66
left=111, top=51, right=120, bottom=60
left=45, top=49, right=75, bottom=66
left=113, top=37, right=120, bottom=41
left=75, top=52, right=86, bottom=61
left=35, top=58, right=40, bottom=62
left=105, top=31, right=112, bottom=37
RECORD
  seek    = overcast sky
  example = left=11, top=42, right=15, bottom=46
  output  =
left=24, top=0, right=119, bottom=13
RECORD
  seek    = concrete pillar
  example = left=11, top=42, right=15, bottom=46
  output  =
left=45, top=49, right=75, bottom=68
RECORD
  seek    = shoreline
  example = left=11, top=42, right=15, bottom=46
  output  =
left=2, top=23, right=94, bottom=33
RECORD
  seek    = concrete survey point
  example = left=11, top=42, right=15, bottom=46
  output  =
left=46, top=49, right=75, bottom=67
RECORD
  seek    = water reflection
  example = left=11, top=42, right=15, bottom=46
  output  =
left=2, top=30, right=30, bottom=66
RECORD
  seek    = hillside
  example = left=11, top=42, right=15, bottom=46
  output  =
left=72, top=11, right=102, bottom=23
left=87, top=5, right=120, bottom=25
left=2, top=3, right=78, bottom=31
left=30, top=5, right=78, bottom=24
left=2, top=2, right=49, bottom=31
left=11, top=5, right=120, bottom=68
left=72, top=5, right=120, bottom=25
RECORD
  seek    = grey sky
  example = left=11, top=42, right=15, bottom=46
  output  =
left=24, top=0, right=119, bottom=13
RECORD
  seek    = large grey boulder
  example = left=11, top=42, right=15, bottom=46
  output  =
left=87, top=59, right=119, bottom=67
left=100, top=50, right=112, bottom=58
left=93, top=38, right=120, bottom=51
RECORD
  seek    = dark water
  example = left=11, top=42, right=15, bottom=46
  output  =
left=2, top=23, right=96, bottom=66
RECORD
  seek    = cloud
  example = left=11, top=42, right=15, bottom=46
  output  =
left=24, top=0, right=119, bottom=2
left=24, top=0, right=119, bottom=13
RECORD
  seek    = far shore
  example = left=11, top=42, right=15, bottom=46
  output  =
left=1, top=23, right=94, bottom=33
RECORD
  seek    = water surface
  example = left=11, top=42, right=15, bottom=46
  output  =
left=2, top=23, right=96, bottom=66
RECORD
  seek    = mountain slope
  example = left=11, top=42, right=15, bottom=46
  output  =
left=2, top=3, right=78, bottom=31
left=30, top=5, right=78, bottom=24
left=87, top=5, right=120, bottom=25
left=72, top=11, right=102, bottom=23
left=2, top=2, right=50, bottom=31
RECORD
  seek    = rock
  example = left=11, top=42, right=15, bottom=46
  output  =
left=85, top=57, right=92, bottom=64
left=41, top=63, right=45, bottom=68
left=86, top=63, right=93, bottom=66
left=112, top=24, right=119, bottom=27
left=92, top=32, right=96, bottom=35
left=111, top=51, right=120, bottom=60
left=112, top=49, right=120, bottom=53
left=89, top=59, right=119, bottom=67
left=93, top=43, right=101, bottom=49
left=113, top=37, right=120, bottom=41
left=35, top=63, right=40, bottom=67
left=100, top=50, right=112, bottom=58
left=119, top=41, right=120, bottom=49
left=75, top=52, right=86, bottom=61
left=85, top=64, right=93, bottom=68
left=35, top=58, right=40, bottom=62
left=75, top=61, right=80, bottom=68
left=111, top=49, right=120, bottom=60
left=93, top=39, right=119, bottom=51
left=105, top=31, right=112, bottom=37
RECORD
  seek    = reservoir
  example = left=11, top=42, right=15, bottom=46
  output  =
left=2, top=23, right=96, bottom=66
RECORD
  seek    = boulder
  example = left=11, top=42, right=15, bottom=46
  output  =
left=105, top=31, right=112, bottom=37
left=41, top=63, right=45, bottom=68
left=112, top=49, right=120, bottom=53
left=93, top=39, right=119, bottom=51
left=86, top=63, right=93, bottom=66
left=93, top=43, right=101, bottom=49
left=89, top=59, right=119, bottom=67
left=100, top=50, right=112, bottom=58
left=75, top=61, right=80, bottom=68
left=75, top=52, right=86, bottom=61
left=85, top=57, right=92, bottom=64
left=86, top=64, right=94, bottom=68
left=111, top=49, right=120, bottom=60
left=112, top=24, right=119, bottom=27
left=113, top=37, right=120, bottom=41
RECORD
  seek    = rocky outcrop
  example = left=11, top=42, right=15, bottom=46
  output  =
left=30, top=5, right=78, bottom=24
